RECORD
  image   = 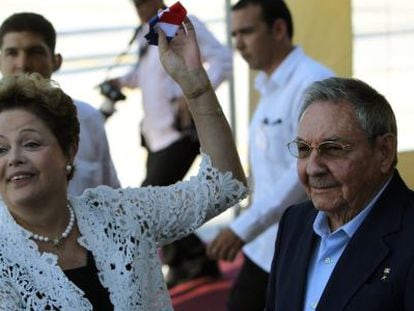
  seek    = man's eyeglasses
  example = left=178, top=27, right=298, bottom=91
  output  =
left=287, top=140, right=353, bottom=159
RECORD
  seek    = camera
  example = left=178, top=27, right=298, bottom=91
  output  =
left=98, top=80, right=127, bottom=119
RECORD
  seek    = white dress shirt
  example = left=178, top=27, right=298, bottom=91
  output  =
left=230, top=47, right=334, bottom=272
left=69, top=100, right=120, bottom=195
left=119, top=16, right=232, bottom=152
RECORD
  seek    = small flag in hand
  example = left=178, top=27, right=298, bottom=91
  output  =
left=145, top=1, right=187, bottom=46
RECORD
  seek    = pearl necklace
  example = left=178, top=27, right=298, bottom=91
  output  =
left=29, top=204, right=75, bottom=248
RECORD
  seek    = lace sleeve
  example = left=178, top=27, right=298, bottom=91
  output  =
left=0, top=280, right=22, bottom=310
left=83, top=153, right=247, bottom=247
left=152, top=153, right=247, bottom=245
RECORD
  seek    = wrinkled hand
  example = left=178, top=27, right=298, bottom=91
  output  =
left=207, top=228, right=245, bottom=262
left=158, top=18, right=203, bottom=87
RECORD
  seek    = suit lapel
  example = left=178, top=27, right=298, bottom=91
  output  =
left=317, top=224, right=389, bottom=310
left=317, top=171, right=407, bottom=310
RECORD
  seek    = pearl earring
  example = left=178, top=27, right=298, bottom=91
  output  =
left=65, top=164, right=73, bottom=173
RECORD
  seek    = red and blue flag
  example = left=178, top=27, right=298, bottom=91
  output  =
left=145, top=1, right=187, bottom=46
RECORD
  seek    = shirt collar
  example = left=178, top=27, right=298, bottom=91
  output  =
left=313, top=175, right=393, bottom=239
left=255, top=46, right=304, bottom=94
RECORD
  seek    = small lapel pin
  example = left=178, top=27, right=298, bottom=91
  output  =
left=380, top=267, right=391, bottom=281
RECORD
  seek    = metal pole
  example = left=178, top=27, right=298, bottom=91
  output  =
left=225, top=0, right=237, bottom=141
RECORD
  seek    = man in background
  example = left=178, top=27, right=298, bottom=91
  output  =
left=0, top=12, right=120, bottom=195
left=107, top=0, right=233, bottom=288
left=207, top=1, right=334, bottom=310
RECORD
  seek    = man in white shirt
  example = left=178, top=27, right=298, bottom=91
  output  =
left=107, top=0, right=233, bottom=287
left=0, top=13, right=120, bottom=196
left=207, top=0, right=334, bottom=309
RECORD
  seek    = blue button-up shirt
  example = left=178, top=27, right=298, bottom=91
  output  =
left=303, top=178, right=391, bottom=310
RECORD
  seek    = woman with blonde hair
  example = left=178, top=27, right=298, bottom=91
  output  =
left=0, top=19, right=247, bottom=310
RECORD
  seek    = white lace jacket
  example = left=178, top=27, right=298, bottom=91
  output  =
left=0, top=154, right=247, bottom=310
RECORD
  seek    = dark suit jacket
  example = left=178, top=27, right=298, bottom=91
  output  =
left=266, top=170, right=414, bottom=311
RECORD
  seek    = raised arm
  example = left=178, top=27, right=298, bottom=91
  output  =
left=157, top=19, right=246, bottom=185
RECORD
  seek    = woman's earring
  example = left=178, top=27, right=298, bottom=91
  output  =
left=65, top=164, right=73, bottom=173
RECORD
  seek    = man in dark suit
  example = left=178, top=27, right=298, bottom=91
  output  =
left=266, top=77, right=414, bottom=311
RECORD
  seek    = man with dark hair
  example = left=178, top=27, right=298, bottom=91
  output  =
left=107, top=0, right=233, bottom=288
left=266, top=77, right=414, bottom=310
left=207, top=0, right=334, bottom=310
left=232, top=0, right=294, bottom=38
left=0, top=12, right=120, bottom=195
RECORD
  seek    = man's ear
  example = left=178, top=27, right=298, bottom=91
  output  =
left=53, top=53, right=62, bottom=72
left=271, top=18, right=288, bottom=41
left=376, top=133, right=397, bottom=174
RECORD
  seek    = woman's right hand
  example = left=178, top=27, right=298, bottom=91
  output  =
left=158, top=16, right=247, bottom=187
left=157, top=18, right=210, bottom=98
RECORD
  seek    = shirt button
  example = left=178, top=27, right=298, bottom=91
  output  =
left=311, top=302, right=318, bottom=309
left=324, top=257, right=331, bottom=264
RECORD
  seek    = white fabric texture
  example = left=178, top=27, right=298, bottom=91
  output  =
left=229, top=47, right=335, bottom=272
left=119, top=15, right=232, bottom=152
left=0, top=153, right=247, bottom=310
left=69, top=100, right=120, bottom=195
